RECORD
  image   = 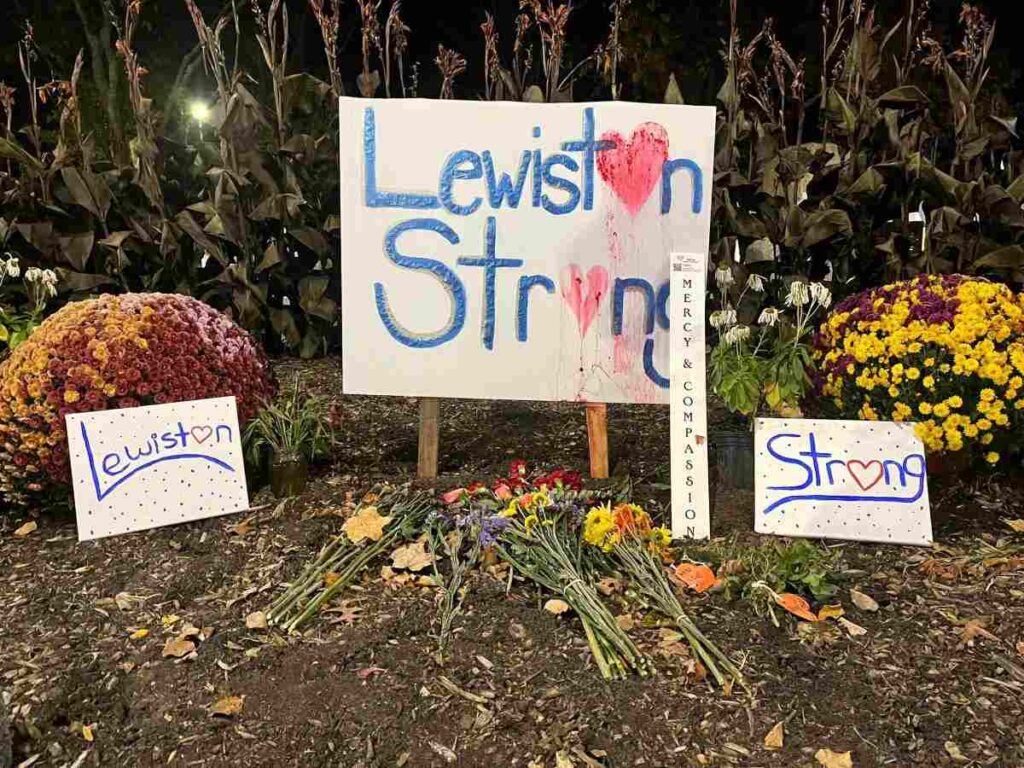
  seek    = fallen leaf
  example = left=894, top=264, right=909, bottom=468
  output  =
left=850, top=589, right=879, bottom=612
left=356, top=666, right=386, bottom=680
left=945, top=741, right=968, bottom=762
left=114, top=592, right=138, bottom=611
left=428, top=741, right=457, bottom=764
left=776, top=593, right=819, bottom=622
left=228, top=519, right=252, bottom=536
left=838, top=617, right=868, bottom=637
left=324, top=571, right=340, bottom=587
left=674, top=562, right=717, bottom=593
left=161, top=614, right=179, bottom=627
left=177, top=624, right=203, bottom=641
left=209, top=695, right=244, bottom=718
left=959, top=618, right=999, bottom=647
left=817, top=603, right=845, bottom=621
left=342, top=506, right=392, bottom=543
left=615, top=614, right=635, bottom=631
left=544, top=598, right=571, bottom=615
left=162, top=637, right=197, bottom=659
left=128, top=628, right=149, bottom=640
left=814, top=748, right=853, bottom=768
left=13, top=521, right=37, bottom=537
left=380, top=565, right=414, bottom=587
left=797, top=621, right=841, bottom=646
left=81, top=724, right=94, bottom=742
left=554, top=750, right=573, bottom=768
left=1016, top=640, right=1024, bottom=658
left=1005, top=519, right=1024, bottom=533
left=245, top=611, right=268, bottom=630
left=390, top=539, right=434, bottom=572
left=596, top=577, right=621, bottom=595
left=763, top=722, right=784, bottom=750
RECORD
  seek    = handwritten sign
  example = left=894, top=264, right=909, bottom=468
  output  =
left=670, top=252, right=710, bottom=539
left=754, top=418, right=932, bottom=545
left=339, top=97, right=714, bottom=402
left=66, top=397, right=248, bottom=540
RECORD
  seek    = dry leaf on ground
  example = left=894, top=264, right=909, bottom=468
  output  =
left=1005, top=519, right=1024, bottom=533
left=945, top=741, right=968, bottom=762
left=838, top=617, right=868, bottom=637
left=959, top=618, right=999, bottom=647
left=775, top=593, right=819, bottom=622
left=817, top=603, right=845, bottom=621
left=245, top=611, right=268, bottom=630
left=596, top=577, right=621, bottom=595
left=210, top=695, right=244, bottom=718
left=14, top=521, right=37, bottom=537
left=764, top=722, right=784, bottom=750
left=814, top=748, right=853, bottom=768
left=850, top=589, right=879, bottom=612
left=342, top=506, right=392, bottom=543
left=1016, top=640, right=1024, bottom=658
left=128, top=628, right=149, bottom=640
left=81, top=724, right=94, bottom=742
left=390, top=539, right=434, bottom=572
left=544, top=599, right=571, bottom=615
left=162, top=637, right=196, bottom=658
left=673, top=562, right=717, bottom=593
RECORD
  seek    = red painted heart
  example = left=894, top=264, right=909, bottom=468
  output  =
left=560, top=264, right=609, bottom=337
left=846, top=460, right=884, bottom=491
left=597, top=123, right=669, bottom=216
left=191, top=425, right=213, bottom=445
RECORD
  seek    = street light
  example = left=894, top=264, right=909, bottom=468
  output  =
left=188, top=100, right=211, bottom=124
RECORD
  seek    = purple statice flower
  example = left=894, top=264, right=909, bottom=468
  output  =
left=479, top=514, right=510, bottom=547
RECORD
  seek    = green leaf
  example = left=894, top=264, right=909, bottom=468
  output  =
left=846, top=167, right=885, bottom=196
left=258, top=242, right=282, bottom=272
left=801, top=209, right=852, bottom=249
left=58, top=232, right=95, bottom=272
left=55, top=268, right=116, bottom=293
left=876, top=85, right=929, bottom=106
left=282, top=73, right=332, bottom=116
left=270, top=307, right=302, bottom=348
left=1007, top=173, right=1024, bottom=203
left=973, top=245, right=1024, bottom=270
left=60, top=167, right=112, bottom=220
left=289, top=227, right=328, bottom=256
left=825, top=88, right=857, bottom=135
left=744, top=238, right=775, bottom=264
left=0, top=137, right=44, bottom=172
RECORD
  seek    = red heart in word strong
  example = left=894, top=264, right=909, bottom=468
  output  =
left=191, top=425, right=214, bottom=445
left=560, top=264, right=609, bottom=338
left=597, top=123, right=669, bottom=216
left=846, top=460, right=884, bottom=491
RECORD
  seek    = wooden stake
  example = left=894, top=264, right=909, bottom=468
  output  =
left=417, top=397, right=440, bottom=479
left=586, top=402, right=609, bottom=479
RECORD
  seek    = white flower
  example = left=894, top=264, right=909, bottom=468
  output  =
left=40, top=269, right=58, bottom=287
left=723, top=325, right=751, bottom=345
left=746, top=274, right=766, bottom=292
left=709, top=308, right=737, bottom=329
left=714, top=266, right=735, bottom=289
left=785, top=280, right=810, bottom=308
left=23, top=267, right=41, bottom=284
left=3, top=256, right=19, bottom=278
left=758, top=307, right=780, bottom=327
left=809, top=282, right=832, bottom=309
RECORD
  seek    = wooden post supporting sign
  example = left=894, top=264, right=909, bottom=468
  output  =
left=586, top=403, right=610, bottom=479
left=417, top=397, right=440, bottom=479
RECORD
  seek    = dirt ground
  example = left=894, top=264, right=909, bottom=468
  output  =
left=2, top=358, right=1023, bottom=768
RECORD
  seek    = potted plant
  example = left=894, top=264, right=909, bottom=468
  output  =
left=244, top=384, right=337, bottom=498
left=708, top=266, right=832, bottom=489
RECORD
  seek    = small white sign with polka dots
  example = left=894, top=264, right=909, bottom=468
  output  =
left=754, top=418, right=932, bottom=546
left=66, top=397, right=249, bottom=541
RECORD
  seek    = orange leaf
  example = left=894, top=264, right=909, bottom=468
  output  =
left=775, top=592, right=819, bottom=622
left=674, top=563, right=717, bottom=593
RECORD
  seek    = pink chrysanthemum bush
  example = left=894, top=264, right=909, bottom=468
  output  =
left=813, top=275, right=1024, bottom=464
left=0, top=293, right=275, bottom=507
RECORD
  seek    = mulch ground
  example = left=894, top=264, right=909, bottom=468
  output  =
left=2, top=358, right=1023, bottom=768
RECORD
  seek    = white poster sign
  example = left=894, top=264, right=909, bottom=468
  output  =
left=339, top=97, right=714, bottom=403
left=755, top=418, right=932, bottom=545
left=66, top=397, right=248, bottom=541
left=670, top=253, right=710, bottom=539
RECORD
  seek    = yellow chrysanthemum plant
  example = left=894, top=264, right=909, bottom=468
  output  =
left=583, top=502, right=747, bottom=692
left=813, top=275, right=1024, bottom=465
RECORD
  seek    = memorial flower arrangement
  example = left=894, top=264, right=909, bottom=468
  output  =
left=583, top=502, right=747, bottom=690
left=0, top=293, right=275, bottom=507
left=709, top=272, right=833, bottom=419
left=814, top=275, right=1024, bottom=462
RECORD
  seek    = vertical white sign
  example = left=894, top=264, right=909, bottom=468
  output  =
left=66, top=397, right=248, bottom=541
left=670, top=252, right=710, bottom=539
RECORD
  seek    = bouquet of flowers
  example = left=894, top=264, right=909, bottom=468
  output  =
left=497, top=487, right=655, bottom=679
left=584, top=503, right=747, bottom=691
